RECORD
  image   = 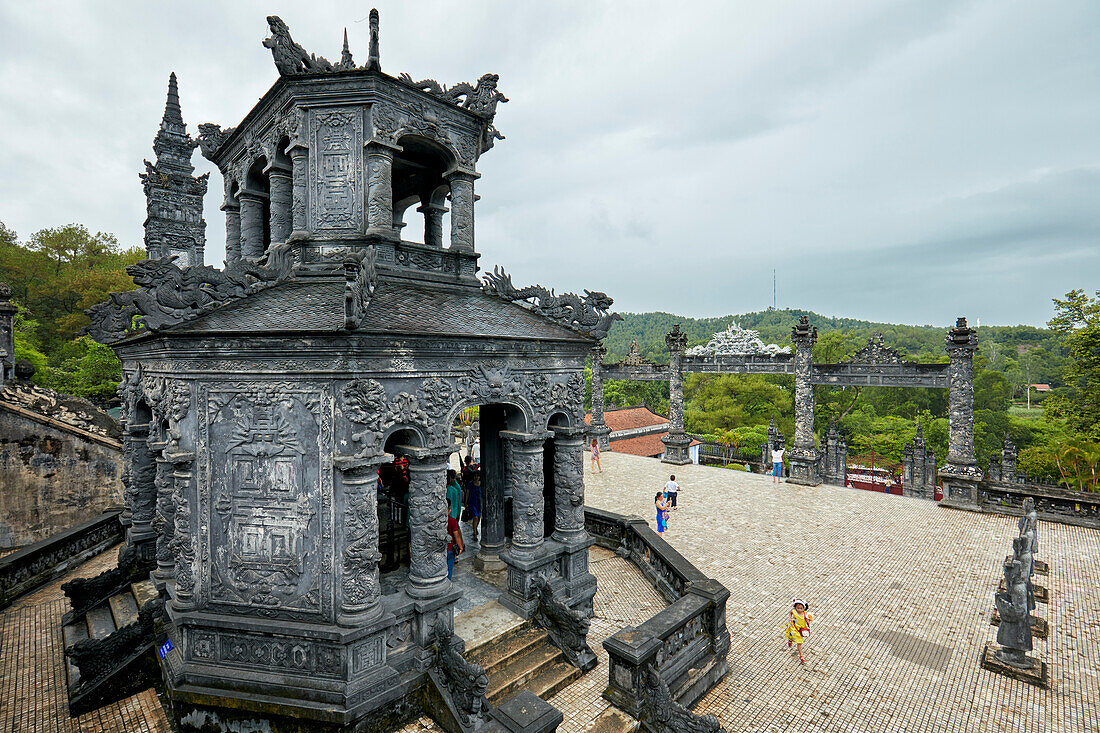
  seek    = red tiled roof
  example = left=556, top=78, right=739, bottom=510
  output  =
left=610, top=432, right=701, bottom=458
left=1028, top=384, right=1051, bottom=391
left=584, top=406, right=669, bottom=432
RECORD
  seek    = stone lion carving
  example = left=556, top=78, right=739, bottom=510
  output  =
left=481, top=266, right=622, bottom=339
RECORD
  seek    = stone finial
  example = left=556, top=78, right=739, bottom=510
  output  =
left=336, top=28, right=355, bottom=70
left=946, top=316, right=978, bottom=350
left=665, top=324, right=688, bottom=353
left=366, top=9, right=381, bottom=71
left=791, top=314, right=817, bottom=346
left=163, top=72, right=184, bottom=130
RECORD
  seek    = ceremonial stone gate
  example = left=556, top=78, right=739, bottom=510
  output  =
left=84, top=13, right=617, bottom=732
left=591, top=318, right=980, bottom=500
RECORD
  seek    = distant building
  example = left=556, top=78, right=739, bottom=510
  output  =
left=585, top=405, right=701, bottom=463
left=1027, top=384, right=1052, bottom=392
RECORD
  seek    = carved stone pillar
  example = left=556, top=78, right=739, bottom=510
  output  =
left=661, top=325, right=692, bottom=465
left=499, top=431, right=557, bottom=618
left=365, top=140, right=400, bottom=239
left=267, top=165, right=293, bottom=245
left=551, top=426, right=597, bottom=613
left=475, top=405, right=507, bottom=571
left=589, top=344, right=611, bottom=452
left=166, top=450, right=196, bottom=610
left=445, top=170, right=478, bottom=252
left=288, top=145, right=310, bottom=237
left=941, top=317, right=982, bottom=506
left=1002, top=435, right=1018, bottom=482
left=153, top=446, right=176, bottom=585
left=336, top=457, right=383, bottom=625
left=417, top=201, right=448, bottom=249
left=221, top=200, right=241, bottom=263
left=238, top=191, right=267, bottom=258
left=403, top=447, right=451, bottom=600
left=787, top=316, right=820, bottom=485
left=129, top=422, right=158, bottom=566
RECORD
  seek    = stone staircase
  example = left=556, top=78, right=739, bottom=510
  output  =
left=61, top=579, right=160, bottom=715
left=466, top=622, right=584, bottom=706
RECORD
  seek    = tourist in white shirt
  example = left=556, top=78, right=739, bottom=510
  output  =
left=772, top=444, right=785, bottom=483
left=664, top=475, right=680, bottom=510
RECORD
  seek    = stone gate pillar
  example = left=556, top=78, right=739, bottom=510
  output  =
left=589, top=343, right=611, bottom=452
left=336, top=457, right=384, bottom=625
left=445, top=169, right=478, bottom=252
left=551, top=425, right=597, bottom=614
left=661, top=325, right=693, bottom=465
left=365, top=139, right=400, bottom=239
left=266, top=162, right=293, bottom=245
left=787, top=316, right=820, bottom=485
left=941, top=317, right=982, bottom=507
left=403, top=447, right=451, bottom=600
left=500, top=430, right=555, bottom=617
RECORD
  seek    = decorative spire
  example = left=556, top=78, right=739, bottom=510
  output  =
left=366, top=9, right=380, bottom=71
left=336, top=28, right=355, bottom=70
left=162, top=72, right=185, bottom=134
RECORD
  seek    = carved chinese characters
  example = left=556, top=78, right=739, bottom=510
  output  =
left=310, top=108, right=363, bottom=233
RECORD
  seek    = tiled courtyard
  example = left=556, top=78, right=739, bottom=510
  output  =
left=3, top=451, right=1097, bottom=732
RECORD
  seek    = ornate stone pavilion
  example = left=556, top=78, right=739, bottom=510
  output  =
left=85, top=12, right=617, bottom=731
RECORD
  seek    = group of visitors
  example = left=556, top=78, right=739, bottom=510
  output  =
left=445, top=454, right=483, bottom=579
left=653, top=474, right=681, bottom=536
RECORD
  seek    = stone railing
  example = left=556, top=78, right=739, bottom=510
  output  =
left=585, top=507, right=730, bottom=720
left=0, top=508, right=124, bottom=610
left=694, top=439, right=761, bottom=468
left=947, top=479, right=1100, bottom=530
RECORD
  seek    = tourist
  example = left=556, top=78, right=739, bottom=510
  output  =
left=446, top=512, right=464, bottom=580
left=466, top=471, right=483, bottom=542
left=591, top=439, right=602, bottom=473
left=446, top=469, right=463, bottom=523
left=785, top=598, right=813, bottom=663
left=665, top=475, right=680, bottom=510
left=654, top=492, right=670, bottom=535
left=772, top=443, right=785, bottom=483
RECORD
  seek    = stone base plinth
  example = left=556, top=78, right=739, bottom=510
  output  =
left=980, top=643, right=1048, bottom=688
left=499, top=542, right=564, bottom=618
left=939, top=466, right=982, bottom=508
left=786, top=447, right=820, bottom=486
left=1007, top=556, right=1048, bottom=575
left=991, top=610, right=1048, bottom=639
left=661, top=433, right=693, bottom=466
left=998, top=579, right=1048, bottom=603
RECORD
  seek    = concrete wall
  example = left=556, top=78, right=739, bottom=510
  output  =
left=0, top=407, right=123, bottom=548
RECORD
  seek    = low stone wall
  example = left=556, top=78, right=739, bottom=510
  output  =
left=0, top=401, right=123, bottom=548
left=0, top=508, right=123, bottom=610
left=943, top=480, right=1100, bottom=529
left=584, top=507, right=731, bottom=719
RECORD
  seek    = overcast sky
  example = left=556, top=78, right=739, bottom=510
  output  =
left=1, top=1, right=1097, bottom=327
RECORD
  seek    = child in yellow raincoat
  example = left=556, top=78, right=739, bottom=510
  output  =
left=785, top=598, right=812, bottom=663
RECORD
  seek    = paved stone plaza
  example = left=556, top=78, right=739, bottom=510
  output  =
left=3, top=450, right=1097, bottom=732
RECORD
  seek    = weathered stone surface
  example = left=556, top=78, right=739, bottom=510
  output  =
left=685, top=321, right=789, bottom=357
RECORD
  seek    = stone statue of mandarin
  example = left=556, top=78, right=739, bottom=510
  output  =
left=994, top=559, right=1033, bottom=669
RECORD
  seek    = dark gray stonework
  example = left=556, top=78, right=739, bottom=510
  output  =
left=787, top=316, right=819, bottom=485
left=661, top=325, right=692, bottom=465
left=140, top=74, right=207, bottom=266
left=901, top=423, right=937, bottom=499
left=940, top=318, right=982, bottom=507
left=0, top=282, right=15, bottom=384
left=82, top=12, right=611, bottom=731
left=822, top=422, right=847, bottom=486
left=587, top=344, right=611, bottom=452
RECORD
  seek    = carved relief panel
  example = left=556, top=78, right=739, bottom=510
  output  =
left=198, top=382, right=333, bottom=622
left=309, top=107, right=364, bottom=234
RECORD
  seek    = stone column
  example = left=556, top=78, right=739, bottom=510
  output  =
left=336, top=457, right=384, bottom=625
left=1002, top=435, right=1018, bottom=482
left=589, top=344, right=611, bottom=452
left=500, top=431, right=556, bottom=618
left=288, top=145, right=310, bottom=237
left=0, top=283, right=14, bottom=385
left=267, top=164, right=293, bottom=245
left=403, top=447, right=451, bottom=600
left=788, top=316, right=820, bottom=485
left=153, top=446, right=175, bottom=586
left=445, top=170, right=478, bottom=252
left=238, top=191, right=267, bottom=258
left=167, top=451, right=196, bottom=611
left=941, top=317, right=982, bottom=506
left=661, top=325, right=692, bottom=465
left=475, top=406, right=507, bottom=571
left=417, top=201, right=448, bottom=249
left=221, top=200, right=241, bottom=263
left=551, top=426, right=597, bottom=613
left=128, top=422, right=158, bottom=567
left=365, top=139, right=401, bottom=239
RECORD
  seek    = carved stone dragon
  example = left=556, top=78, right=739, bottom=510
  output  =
left=531, top=575, right=598, bottom=671
left=433, top=623, right=490, bottom=728
left=398, top=71, right=509, bottom=151
left=84, top=241, right=297, bottom=343
left=196, top=123, right=236, bottom=162
left=264, top=16, right=334, bottom=75
left=481, top=266, right=621, bottom=340
left=66, top=598, right=166, bottom=688
left=639, top=665, right=726, bottom=733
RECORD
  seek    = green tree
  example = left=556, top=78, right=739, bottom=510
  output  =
left=1048, top=289, right=1100, bottom=437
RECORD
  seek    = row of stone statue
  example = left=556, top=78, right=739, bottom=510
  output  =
left=987, top=497, right=1047, bottom=684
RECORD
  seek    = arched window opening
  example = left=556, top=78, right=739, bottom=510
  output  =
left=392, top=136, right=453, bottom=248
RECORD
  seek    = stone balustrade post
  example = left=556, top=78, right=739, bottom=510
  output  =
left=238, top=190, right=267, bottom=258
left=266, top=163, right=293, bottom=245
left=288, top=144, right=310, bottom=238
left=941, top=317, right=982, bottom=507
left=445, top=169, right=478, bottom=252
left=589, top=343, right=611, bottom=452
left=402, top=447, right=451, bottom=600
left=787, top=316, right=820, bottom=485
left=336, top=457, right=384, bottom=625
left=365, top=140, right=401, bottom=239
left=661, top=325, right=692, bottom=465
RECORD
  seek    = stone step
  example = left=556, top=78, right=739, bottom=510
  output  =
left=108, top=591, right=139, bottom=630
left=62, top=621, right=89, bottom=690
left=468, top=623, right=547, bottom=675
left=85, top=604, right=117, bottom=641
left=487, top=642, right=564, bottom=705
left=131, top=579, right=159, bottom=609
left=583, top=706, right=639, bottom=732
left=524, top=658, right=583, bottom=703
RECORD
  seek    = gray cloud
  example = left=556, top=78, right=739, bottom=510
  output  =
left=1, top=0, right=1097, bottom=328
